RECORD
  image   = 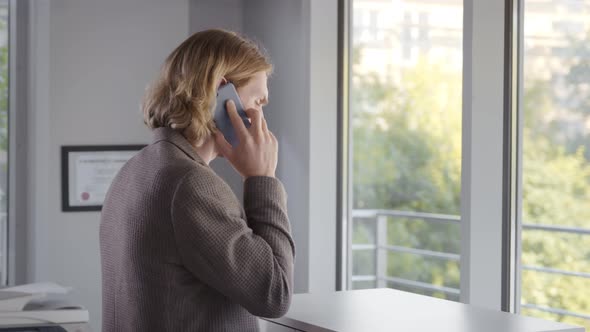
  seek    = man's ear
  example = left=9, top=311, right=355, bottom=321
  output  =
left=218, top=77, right=228, bottom=89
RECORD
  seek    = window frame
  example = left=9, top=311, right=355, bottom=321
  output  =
left=7, top=0, right=32, bottom=286
left=336, top=0, right=522, bottom=312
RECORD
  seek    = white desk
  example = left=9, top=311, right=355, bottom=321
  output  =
left=263, top=289, right=584, bottom=332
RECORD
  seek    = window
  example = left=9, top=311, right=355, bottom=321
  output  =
left=520, top=0, right=590, bottom=328
left=0, top=0, right=8, bottom=285
left=346, top=0, right=463, bottom=301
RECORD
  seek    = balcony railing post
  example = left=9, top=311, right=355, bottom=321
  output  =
left=376, top=214, right=388, bottom=288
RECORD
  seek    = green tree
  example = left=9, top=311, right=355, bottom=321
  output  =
left=516, top=27, right=590, bottom=328
left=351, top=51, right=462, bottom=298
left=351, top=40, right=590, bottom=329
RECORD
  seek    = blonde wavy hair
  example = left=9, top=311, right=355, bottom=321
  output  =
left=142, top=29, right=273, bottom=146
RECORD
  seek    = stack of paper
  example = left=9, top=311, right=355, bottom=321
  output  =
left=2, top=282, right=72, bottom=295
left=0, top=282, right=89, bottom=326
left=0, top=291, right=44, bottom=312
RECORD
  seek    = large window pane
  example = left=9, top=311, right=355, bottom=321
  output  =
left=521, top=1, right=590, bottom=329
left=0, top=1, right=8, bottom=285
left=348, top=0, right=462, bottom=301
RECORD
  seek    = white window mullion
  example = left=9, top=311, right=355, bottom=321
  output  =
left=460, top=0, right=508, bottom=311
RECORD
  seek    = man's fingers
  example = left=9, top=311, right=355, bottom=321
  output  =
left=225, top=100, right=249, bottom=139
left=262, top=117, right=269, bottom=135
left=245, top=108, right=264, bottom=139
left=269, top=130, right=278, bottom=144
left=213, top=130, right=233, bottom=159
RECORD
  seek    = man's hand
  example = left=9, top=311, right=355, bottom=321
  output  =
left=214, top=100, right=278, bottom=178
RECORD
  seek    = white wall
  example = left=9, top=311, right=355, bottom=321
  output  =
left=189, top=0, right=243, bottom=33
left=28, top=1, right=189, bottom=331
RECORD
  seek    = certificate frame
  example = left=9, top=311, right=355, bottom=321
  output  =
left=61, top=145, right=146, bottom=212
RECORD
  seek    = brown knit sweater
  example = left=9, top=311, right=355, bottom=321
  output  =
left=100, top=128, right=295, bottom=331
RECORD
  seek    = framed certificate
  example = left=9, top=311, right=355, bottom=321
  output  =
left=61, top=145, right=146, bottom=212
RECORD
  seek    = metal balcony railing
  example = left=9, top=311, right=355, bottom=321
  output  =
left=350, top=209, right=590, bottom=321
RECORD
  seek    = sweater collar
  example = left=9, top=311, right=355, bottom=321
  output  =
left=152, top=127, right=206, bottom=166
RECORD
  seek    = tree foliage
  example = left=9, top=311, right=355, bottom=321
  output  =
left=351, top=39, right=590, bottom=328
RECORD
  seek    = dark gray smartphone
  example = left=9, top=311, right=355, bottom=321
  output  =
left=213, top=83, right=251, bottom=147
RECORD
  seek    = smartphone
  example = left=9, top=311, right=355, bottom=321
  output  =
left=213, top=83, right=251, bottom=147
